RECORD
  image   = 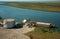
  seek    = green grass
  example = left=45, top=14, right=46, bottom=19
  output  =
left=25, top=27, right=60, bottom=39
left=5, top=2, right=60, bottom=12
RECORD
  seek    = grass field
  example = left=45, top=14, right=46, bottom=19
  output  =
left=25, top=27, right=60, bottom=39
left=5, top=2, right=60, bottom=12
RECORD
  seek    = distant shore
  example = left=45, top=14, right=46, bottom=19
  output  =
left=4, top=2, right=60, bottom=12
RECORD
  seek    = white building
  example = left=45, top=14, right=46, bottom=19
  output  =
left=3, top=18, right=15, bottom=28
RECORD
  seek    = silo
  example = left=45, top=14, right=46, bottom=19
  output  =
left=3, top=18, right=15, bottom=28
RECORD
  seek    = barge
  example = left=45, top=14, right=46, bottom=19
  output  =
left=31, top=22, right=55, bottom=28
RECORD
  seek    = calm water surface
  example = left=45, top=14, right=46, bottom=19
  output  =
left=0, top=5, right=60, bottom=30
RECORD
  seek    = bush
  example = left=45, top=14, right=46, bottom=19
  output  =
left=34, top=27, right=57, bottom=34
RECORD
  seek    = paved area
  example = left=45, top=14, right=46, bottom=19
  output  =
left=0, top=24, right=35, bottom=39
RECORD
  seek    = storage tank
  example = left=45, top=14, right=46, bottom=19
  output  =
left=22, top=18, right=30, bottom=23
left=3, top=18, right=15, bottom=28
left=22, top=19, right=27, bottom=23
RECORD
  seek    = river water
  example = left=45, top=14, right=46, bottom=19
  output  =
left=0, top=5, right=60, bottom=30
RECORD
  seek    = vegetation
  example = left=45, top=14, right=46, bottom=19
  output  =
left=5, top=2, right=60, bottom=12
left=25, top=27, right=60, bottom=39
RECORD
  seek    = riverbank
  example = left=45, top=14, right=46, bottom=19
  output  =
left=25, top=27, right=60, bottom=39
left=5, top=2, right=60, bottom=12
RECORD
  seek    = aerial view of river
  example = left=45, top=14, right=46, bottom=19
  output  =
left=0, top=5, right=60, bottom=30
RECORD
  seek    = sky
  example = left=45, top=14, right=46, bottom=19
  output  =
left=0, top=0, right=60, bottom=2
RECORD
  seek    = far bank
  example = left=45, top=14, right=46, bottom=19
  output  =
left=4, top=2, right=60, bottom=12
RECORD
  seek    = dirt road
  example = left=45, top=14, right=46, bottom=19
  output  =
left=0, top=25, right=35, bottom=39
